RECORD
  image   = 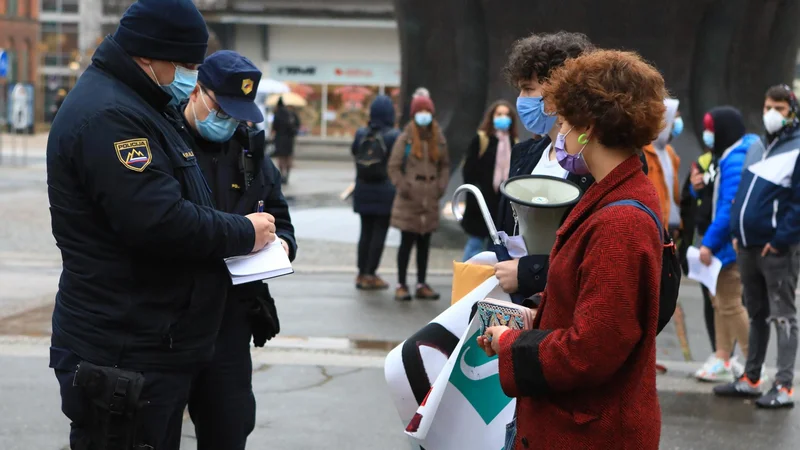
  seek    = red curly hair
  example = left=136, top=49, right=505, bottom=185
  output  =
left=541, top=50, right=667, bottom=151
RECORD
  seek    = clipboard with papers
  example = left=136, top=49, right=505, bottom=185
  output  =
left=224, top=239, right=294, bottom=285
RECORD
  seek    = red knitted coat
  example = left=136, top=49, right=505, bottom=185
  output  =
left=498, top=155, right=663, bottom=450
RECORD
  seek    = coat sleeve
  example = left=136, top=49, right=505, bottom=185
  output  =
left=71, top=108, right=255, bottom=260
left=437, top=135, right=451, bottom=196
left=497, top=211, right=659, bottom=398
left=772, top=150, right=800, bottom=250
left=702, top=152, right=745, bottom=254
left=461, top=134, right=481, bottom=185
left=262, top=157, right=298, bottom=262
left=351, top=128, right=364, bottom=156
left=387, top=132, right=408, bottom=190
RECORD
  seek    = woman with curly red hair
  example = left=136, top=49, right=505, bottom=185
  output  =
left=478, top=49, right=668, bottom=449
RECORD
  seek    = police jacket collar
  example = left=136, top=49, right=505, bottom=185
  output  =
left=91, top=36, right=172, bottom=112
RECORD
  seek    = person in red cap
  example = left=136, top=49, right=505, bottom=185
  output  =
left=387, top=95, right=450, bottom=300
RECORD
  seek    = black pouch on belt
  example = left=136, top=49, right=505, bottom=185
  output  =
left=73, top=361, right=146, bottom=450
left=247, top=283, right=281, bottom=347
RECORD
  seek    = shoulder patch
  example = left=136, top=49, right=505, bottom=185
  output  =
left=115, top=138, right=152, bottom=172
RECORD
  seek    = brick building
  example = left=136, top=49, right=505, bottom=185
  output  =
left=0, top=0, right=40, bottom=127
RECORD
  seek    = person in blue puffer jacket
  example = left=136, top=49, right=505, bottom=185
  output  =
left=692, top=106, right=755, bottom=383
left=351, top=95, right=401, bottom=290
left=716, top=85, right=800, bottom=409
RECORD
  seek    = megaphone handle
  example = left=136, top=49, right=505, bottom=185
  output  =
left=452, top=184, right=502, bottom=245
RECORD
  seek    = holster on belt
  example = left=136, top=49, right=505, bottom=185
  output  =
left=73, top=361, right=146, bottom=450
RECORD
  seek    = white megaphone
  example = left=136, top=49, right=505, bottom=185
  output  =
left=498, top=175, right=582, bottom=255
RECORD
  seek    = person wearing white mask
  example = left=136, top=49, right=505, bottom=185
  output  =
left=717, top=84, right=800, bottom=409
left=387, top=95, right=450, bottom=301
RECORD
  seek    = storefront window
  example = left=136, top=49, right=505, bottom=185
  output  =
left=387, top=86, right=402, bottom=127
left=325, top=84, right=379, bottom=138
left=42, top=22, right=79, bottom=67
left=285, top=82, right=322, bottom=137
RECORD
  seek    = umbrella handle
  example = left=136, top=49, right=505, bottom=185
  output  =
left=452, top=184, right=502, bottom=246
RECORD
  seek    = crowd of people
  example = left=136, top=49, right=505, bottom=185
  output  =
left=349, top=28, right=799, bottom=448
left=42, top=0, right=800, bottom=448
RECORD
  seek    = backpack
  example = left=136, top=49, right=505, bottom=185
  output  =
left=605, top=200, right=680, bottom=335
left=355, top=129, right=389, bottom=182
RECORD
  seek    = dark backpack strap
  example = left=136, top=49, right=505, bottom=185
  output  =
left=605, top=200, right=664, bottom=242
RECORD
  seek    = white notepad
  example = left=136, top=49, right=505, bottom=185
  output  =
left=225, top=239, right=294, bottom=285
left=686, top=246, right=723, bottom=296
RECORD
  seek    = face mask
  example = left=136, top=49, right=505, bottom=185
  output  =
left=493, top=116, right=512, bottom=131
left=702, top=130, right=714, bottom=149
left=554, top=127, right=591, bottom=175
left=516, top=96, right=558, bottom=135
left=415, top=112, right=433, bottom=127
left=763, top=108, right=787, bottom=134
left=150, top=63, right=198, bottom=106
left=192, top=90, right=239, bottom=142
left=672, top=117, right=684, bottom=138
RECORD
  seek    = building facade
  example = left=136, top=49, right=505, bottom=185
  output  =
left=0, top=0, right=40, bottom=128
left=39, top=0, right=402, bottom=142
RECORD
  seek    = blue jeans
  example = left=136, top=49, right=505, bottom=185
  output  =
left=463, top=235, right=488, bottom=262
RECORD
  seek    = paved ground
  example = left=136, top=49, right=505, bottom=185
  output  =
left=1, top=137, right=799, bottom=449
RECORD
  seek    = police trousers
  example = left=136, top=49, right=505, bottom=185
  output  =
left=188, top=297, right=256, bottom=450
left=51, top=344, right=195, bottom=450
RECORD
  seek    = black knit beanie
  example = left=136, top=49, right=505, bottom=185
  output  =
left=113, top=0, right=209, bottom=65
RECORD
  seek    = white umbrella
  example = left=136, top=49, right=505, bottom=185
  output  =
left=258, top=79, right=290, bottom=95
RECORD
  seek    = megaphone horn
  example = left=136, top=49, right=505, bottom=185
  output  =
left=499, top=175, right=582, bottom=255
left=452, top=184, right=502, bottom=246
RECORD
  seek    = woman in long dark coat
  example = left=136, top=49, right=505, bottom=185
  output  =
left=271, top=97, right=300, bottom=184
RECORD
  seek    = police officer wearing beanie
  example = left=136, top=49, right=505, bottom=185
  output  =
left=46, top=1, right=277, bottom=449
left=163, top=50, right=297, bottom=450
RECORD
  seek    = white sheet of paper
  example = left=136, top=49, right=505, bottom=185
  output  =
left=225, top=239, right=293, bottom=285
left=686, top=246, right=722, bottom=296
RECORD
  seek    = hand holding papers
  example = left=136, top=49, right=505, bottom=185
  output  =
left=686, top=246, right=722, bottom=296
left=225, top=239, right=293, bottom=285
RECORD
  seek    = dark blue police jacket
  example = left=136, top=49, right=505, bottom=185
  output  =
left=47, top=36, right=256, bottom=371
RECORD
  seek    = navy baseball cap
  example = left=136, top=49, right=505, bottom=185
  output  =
left=198, top=50, right=264, bottom=123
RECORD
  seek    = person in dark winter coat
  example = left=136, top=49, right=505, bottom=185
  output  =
left=271, top=96, right=301, bottom=184
left=461, top=99, right=518, bottom=261
left=351, top=95, right=401, bottom=290
left=480, top=49, right=668, bottom=450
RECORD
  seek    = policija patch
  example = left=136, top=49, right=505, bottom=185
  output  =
left=115, top=138, right=152, bottom=172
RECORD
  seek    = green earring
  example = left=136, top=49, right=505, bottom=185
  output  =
left=578, top=133, right=590, bottom=145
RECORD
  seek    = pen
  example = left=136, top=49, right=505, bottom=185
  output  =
left=257, top=200, right=264, bottom=213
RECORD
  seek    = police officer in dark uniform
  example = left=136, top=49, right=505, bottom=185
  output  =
left=46, top=1, right=278, bottom=449
left=164, top=50, right=297, bottom=450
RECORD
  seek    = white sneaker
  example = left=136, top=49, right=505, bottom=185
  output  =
left=695, top=356, right=736, bottom=382
left=694, top=354, right=717, bottom=379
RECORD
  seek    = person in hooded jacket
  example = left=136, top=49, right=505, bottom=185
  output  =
left=387, top=95, right=450, bottom=301
left=461, top=100, right=519, bottom=261
left=351, top=95, right=401, bottom=290
left=643, top=98, right=682, bottom=239
left=690, top=107, right=755, bottom=383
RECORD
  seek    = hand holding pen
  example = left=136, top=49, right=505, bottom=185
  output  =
left=245, top=200, right=276, bottom=252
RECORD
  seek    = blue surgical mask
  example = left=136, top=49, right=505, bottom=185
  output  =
left=672, top=117, right=684, bottom=138
left=192, top=90, right=239, bottom=142
left=150, top=63, right=198, bottom=106
left=493, top=116, right=512, bottom=131
left=516, top=96, right=557, bottom=135
left=415, top=112, right=433, bottom=127
left=702, top=130, right=714, bottom=149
